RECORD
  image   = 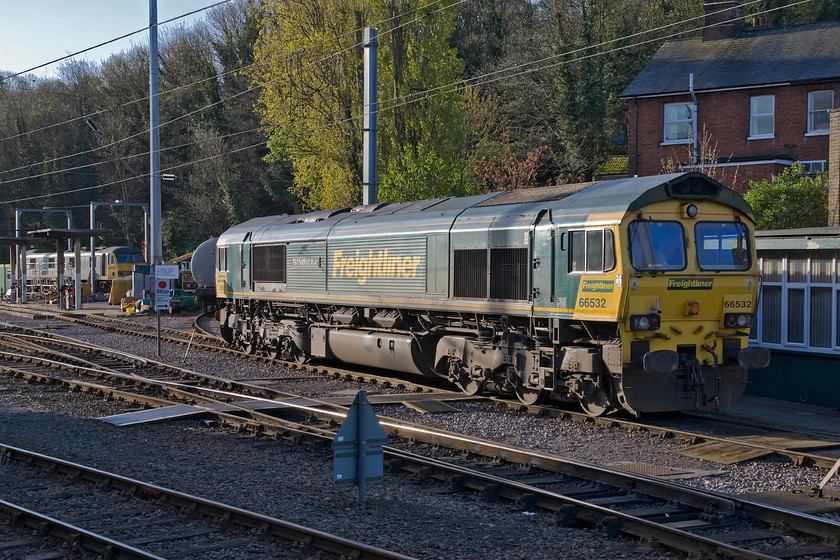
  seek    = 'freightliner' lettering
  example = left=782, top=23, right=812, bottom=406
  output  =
left=581, top=280, right=614, bottom=292
left=333, top=250, right=422, bottom=285
left=667, top=278, right=714, bottom=290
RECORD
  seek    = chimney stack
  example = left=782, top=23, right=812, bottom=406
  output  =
left=752, top=16, right=773, bottom=30
left=703, top=0, right=743, bottom=41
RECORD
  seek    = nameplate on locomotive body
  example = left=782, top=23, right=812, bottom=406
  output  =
left=291, top=257, right=321, bottom=267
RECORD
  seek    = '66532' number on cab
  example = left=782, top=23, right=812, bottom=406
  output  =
left=578, top=297, right=607, bottom=308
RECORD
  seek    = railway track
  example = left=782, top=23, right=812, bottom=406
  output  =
left=0, top=443, right=416, bottom=560
left=2, top=328, right=840, bottom=558
left=0, top=303, right=447, bottom=394
left=3, top=315, right=840, bottom=472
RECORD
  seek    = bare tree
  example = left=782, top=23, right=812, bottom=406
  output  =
left=661, top=125, right=739, bottom=187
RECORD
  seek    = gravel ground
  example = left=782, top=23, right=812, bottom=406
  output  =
left=0, top=307, right=836, bottom=559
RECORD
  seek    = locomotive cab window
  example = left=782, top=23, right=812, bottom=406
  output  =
left=695, top=222, right=751, bottom=271
left=629, top=221, right=686, bottom=271
left=217, top=247, right=229, bottom=272
left=113, top=252, right=144, bottom=263
left=569, top=229, right=615, bottom=273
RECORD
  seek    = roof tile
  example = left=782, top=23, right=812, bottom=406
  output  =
left=621, top=21, right=840, bottom=98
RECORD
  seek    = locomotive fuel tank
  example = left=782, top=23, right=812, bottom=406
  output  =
left=317, top=329, right=436, bottom=377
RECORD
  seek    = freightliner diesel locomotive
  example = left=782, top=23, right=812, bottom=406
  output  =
left=215, top=173, right=769, bottom=416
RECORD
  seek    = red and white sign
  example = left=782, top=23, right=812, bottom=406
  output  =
left=154, top=278, right=170, bottom=310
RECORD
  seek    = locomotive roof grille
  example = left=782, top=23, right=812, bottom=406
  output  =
left=474, top=182, right=595, bottom=207
left=665, top=176, right=721, bottom=199
left=292, top=208, right=351, bottom=223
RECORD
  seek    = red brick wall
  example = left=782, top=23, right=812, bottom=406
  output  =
left=627, top=82, right=839, bottom=193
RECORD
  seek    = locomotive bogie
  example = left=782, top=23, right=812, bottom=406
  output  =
left=215, top=173, right=769, bottom=416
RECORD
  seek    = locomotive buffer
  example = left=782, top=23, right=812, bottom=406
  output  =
left=332, top=391, right=388, bottom=503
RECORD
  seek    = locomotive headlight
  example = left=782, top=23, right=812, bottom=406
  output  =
left=724, top=313, right=753, bottom=329
left=686, top=301, right=700, bottom=316
left=630, top=314, right=661, bottom=331
left=681, top=203, right=699, bottom=218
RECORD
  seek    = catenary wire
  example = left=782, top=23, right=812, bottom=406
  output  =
left=0, top=0, right=466, bottom=181
left=0, top=0, right=462, bottom=145
left=378, top=0, right=773, bottom=111
left=0, top=0, right=814, bottom=205
left=0, top=0, right=235, bottom=83
left=0, top=0, right=802, bottom=203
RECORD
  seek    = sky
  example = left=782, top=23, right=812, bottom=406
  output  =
left=0, top=1, right=223, bottom=80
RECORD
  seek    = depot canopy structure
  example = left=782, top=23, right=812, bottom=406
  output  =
left=27, top=228, right=108, bottom=310
left=0, top=236, right=52, bottom=303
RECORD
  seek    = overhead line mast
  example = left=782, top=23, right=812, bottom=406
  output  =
left=363, top=28, right=378, bottom=206
left=150, top=0, right=164, bottom=357
left=149, top=0, right=162, bottom=267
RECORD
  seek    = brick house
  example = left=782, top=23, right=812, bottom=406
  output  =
left=620, top=1, right=840, bottom=193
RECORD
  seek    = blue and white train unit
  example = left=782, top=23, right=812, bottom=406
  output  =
left=214, top=173, right=770, bottom=416
left=24, top=246, right=144, bottom=295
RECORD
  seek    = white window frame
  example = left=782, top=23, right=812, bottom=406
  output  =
left=568, top=228, right=616, bottom=274
left=753, top=251, right=840, bottom=354
left=662, top=102, right=694, bottom=145
left=217, top=247, right=229, bottom=272
left=749, top=95, right=775, bottom=140
left=806, top=90, right=833, bottom=136
left=798, top=160, right=825, bottom=173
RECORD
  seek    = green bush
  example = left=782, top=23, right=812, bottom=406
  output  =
left=744, top=164, right=828, bottom=230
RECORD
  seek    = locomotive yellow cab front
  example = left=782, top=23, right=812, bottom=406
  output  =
left=613, top=198, right=770, bottom=414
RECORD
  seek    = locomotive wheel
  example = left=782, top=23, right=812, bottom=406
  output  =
left=515, top=385, right=544, bottom=406
left=265, top=341, right=279, bottom=360
left=579, top=388, right=611, bottom=417
left=242, top=336, right=257, bottom=355
left=293, top=348, right=309, bottom=364
left=449, top=361, right=484, bottom=396
left=455, top=378, right=484, bottom=396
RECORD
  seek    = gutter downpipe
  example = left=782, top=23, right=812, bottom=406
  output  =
left=690, top=73, right=698, bottom=165
left=633, top=98, right=639, bottom=176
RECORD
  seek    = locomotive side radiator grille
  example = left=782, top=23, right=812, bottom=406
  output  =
left=252, top=244, right=286, bottom=283
left=453, top=249, right=487, bottom=299
left=490, top=248, right=529, bottom=301
left=453, top=248, right=529, bottom=301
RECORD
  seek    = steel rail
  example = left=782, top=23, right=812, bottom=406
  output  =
left=0, top=499, right=166, bottom=560
left=1, top=319, right=447, bottom=394
left=3, top=345, right=840, bottom=558
left=0, top=444, right=417, bottom=560
left=5, top=332, right=151, bottom=367
left=6, top=316, right=840, bottom=473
